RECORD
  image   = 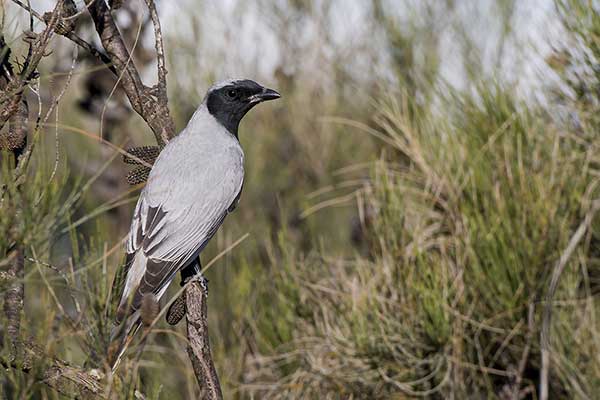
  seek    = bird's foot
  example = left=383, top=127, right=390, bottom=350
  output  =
left=179, top=261, right=208, bottom=297
left=180, top=272, right=209, bottom=296
left=198, top=275, right=209, bottom=297
left=167, top=273, right=208, bottom=325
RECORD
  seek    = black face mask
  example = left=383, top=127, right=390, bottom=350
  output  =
left=206, top=80, right=280, bottom=137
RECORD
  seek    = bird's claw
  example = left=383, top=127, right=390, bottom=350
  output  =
left=198, top=275, right=209, bottom=297
left=180, top=273, right=209, bottom=296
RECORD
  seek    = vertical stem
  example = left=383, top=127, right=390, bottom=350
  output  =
left=1, top=42, right=28, bottom=361
left=185, top=281, right=223, bottom=400
left=3, top=247, right=24, bottom=362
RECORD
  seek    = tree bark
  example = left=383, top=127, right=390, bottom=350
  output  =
left=2, top=248, right=24, bottom=362
left=185, top=281, right=224, bottom=400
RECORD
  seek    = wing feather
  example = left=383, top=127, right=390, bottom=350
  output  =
left=119, top=141, right=244, bottom=315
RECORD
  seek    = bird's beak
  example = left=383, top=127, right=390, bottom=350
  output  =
left=249, top=87, right=281, bottom=103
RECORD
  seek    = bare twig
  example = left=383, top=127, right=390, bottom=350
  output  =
left=10, top=0, right=116, bottom=73
left=0, top=1, right=63, bottom=132
left=540, top=199, right=600, bottom=400
left=88, top=0, right=175, bottom=146
left=143, top=0, right=168, bottom=99
left=2, top=248, right=24, bottom=361
left=0, top=339, right=105, bottom=399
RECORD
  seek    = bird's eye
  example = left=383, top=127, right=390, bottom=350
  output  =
left=227, top=89, right=238, bottom=98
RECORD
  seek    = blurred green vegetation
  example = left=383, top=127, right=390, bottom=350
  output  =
left=2, top=0, right=600, bottom=398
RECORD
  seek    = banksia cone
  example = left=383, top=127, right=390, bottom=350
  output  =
left=166, top=293, right=186, bottom=326
left=123, top=146, right=160, bottom=165
left=123, top=146, right=160, bottom=185
left=126, top=166, right=151, bottom=185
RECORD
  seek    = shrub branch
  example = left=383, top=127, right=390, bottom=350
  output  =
left=88, top=0, right=174, bottom=147
left=185, top=280, right=224, bottom=400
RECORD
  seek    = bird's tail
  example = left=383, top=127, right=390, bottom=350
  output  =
left=107, top=251, right=146, bottom=371
left=107, top=309, right=142, bottom=372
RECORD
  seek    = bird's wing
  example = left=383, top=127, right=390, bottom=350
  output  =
left=117, top=142, right=244, bottom=320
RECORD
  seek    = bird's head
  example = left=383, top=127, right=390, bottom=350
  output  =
left=205, top=79, right=280, bottom=137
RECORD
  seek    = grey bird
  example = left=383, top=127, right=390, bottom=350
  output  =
left=109, top=79, right=280, bottom=369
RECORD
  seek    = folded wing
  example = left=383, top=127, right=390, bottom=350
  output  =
left=120, top=143, right=243, bottom=317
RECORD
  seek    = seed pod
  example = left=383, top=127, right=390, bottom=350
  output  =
left=166, top=293, right=186, bottom=326
left=127, top=166, right=151, bottom=185
left=42, top=0, right=77, bottom=36
left=1, top=99, right=28, bottom=153
left=123, top=146, right=160, bottom=165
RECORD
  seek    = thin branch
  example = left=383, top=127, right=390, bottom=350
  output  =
left=10, top=0, right=116, bottom=73
left=1, top=339, right=105, bottom=399
left=88, top=0, right=145, bottom=110
left=143, top=0, right=168, bottom=99
left=0, top=1, right=62, bottom=131
left=88, top=0, right=175, bottom=146
left=61, top=0, right=98, bottom=21
left=20, top=2, right=62, bottom=79
left=97, top=1, right=145, bottom=142
left=2, top=248, right=24, bottom=361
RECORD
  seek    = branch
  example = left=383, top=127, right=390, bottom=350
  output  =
left=88, top=0, right=175, bottom=146
left=2, top=248, right=24, bottom=361
left=143, top=0, right=168, bottom=100
left=185, top=280, right=224, bottom=400
left=1, top=339, right=105, bottom=399
left=1, top=31, right=28, bottom=364
left=0, top=1, right=63, bottom=131
left=0, top=44, right=28, bottom=160
left=10, top=0, right=116, bottom=74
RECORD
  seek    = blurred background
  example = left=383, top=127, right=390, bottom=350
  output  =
left=2, top=0, right=600, bottom=398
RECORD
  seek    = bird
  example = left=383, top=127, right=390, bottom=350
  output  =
left=108, top=79, right=280, bottom=370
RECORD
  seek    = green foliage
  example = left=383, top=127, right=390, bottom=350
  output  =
left=242, top=79, right=600, bottom=398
